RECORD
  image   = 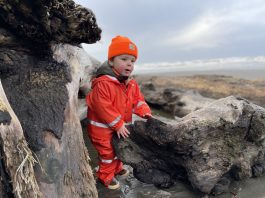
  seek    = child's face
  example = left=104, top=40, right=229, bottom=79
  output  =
left=109, top=54, right=136, bottom=77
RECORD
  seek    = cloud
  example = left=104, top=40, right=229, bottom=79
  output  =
left=165, top=13, right=228, bottom=50
left=164, top=0, right=265, bottom=50
left=75, top=0, right=265, bottom=63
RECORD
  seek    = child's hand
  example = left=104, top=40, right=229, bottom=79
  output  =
left=117, top=124, right=130, bottom=139
left=143, top=113, right=153, bottom=119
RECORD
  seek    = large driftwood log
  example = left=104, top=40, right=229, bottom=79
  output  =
left=28, top=44, right=98, bottom=197
left=141, top=81, right=214, bottom=117
left=0, top=38, right=99, bottom=197
left=113, top=96, right=265, bottom=195
left=0, top=0, right=101, bottom=196
left=0, top=81, right=41, bottom=197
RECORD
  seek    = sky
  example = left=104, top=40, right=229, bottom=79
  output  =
left=74, top=0, right=265, bottom=70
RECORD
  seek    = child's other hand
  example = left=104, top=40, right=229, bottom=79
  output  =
left=117, top=124, right=130, bottom=139
left=143, top=113, right=153, bottom=119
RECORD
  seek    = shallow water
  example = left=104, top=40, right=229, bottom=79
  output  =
left=82, top=115, right=265, bottom=198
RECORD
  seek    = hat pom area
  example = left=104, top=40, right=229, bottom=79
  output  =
left=108, top=35, right=138, bottom=60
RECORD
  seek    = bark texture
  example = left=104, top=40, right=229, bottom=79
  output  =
left=113, top=96, right=265, bottom=195
left=0, top=0, right=101, bottom=44
left=0, top=33, right=99, bottom=197
left=35, top=43, right=99, bottom=197
left=141, top=81, right=214, bottom=118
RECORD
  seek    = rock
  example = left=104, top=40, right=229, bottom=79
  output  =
left=141, top=81, right=214, bottom=117
left=113, top=96, right=265, bottom=194
left=211, top=174, right=231, bottom=195
left=252, top=160, right=265, bottom=177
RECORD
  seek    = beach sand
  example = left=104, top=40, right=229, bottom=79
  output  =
left=135, top=69, right=265, bottom=80
left=134, top=70, right=265, bottom=108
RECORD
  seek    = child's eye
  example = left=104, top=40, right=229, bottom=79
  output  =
left=122, top=58, right=127, bottom=61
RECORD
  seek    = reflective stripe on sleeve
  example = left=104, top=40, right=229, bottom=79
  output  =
left=133, top=101, right=146, bottom=113
left=87, top=119, right=108, bottom=128
left=108, top=115, right=121, bottom=127
left=100, top=156, right=118, bottom=164
left=87, top=115, right=121, bottom=128
left=136, top=101, right=146, bottom=108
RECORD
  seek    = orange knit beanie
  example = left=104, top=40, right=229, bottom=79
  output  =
left=108, top=35, right=138, bottom=60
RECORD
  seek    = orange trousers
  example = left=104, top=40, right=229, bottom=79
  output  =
left=88, top=125, right=123, bottom=186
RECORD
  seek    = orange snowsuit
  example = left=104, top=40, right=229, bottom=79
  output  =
left=86, top=65, right=151, bottom=186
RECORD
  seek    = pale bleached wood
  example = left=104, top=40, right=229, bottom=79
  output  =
left=0, top=80, right=42, bottom=198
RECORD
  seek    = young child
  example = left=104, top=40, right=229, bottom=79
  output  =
left=86, top=35, right=152, bottom=189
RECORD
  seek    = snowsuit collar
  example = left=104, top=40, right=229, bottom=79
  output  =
left=95, top=61, right=116, bottom=78
left=95, top=61, right=129, bottom=83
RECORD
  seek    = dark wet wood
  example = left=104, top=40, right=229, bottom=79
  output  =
left=0, top=0, right=101, bottom=44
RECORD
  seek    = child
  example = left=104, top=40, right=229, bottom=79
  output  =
left=86, top=35, right=152, bottom=189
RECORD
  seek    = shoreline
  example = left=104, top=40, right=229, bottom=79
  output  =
left=134, top=72, right=265, bottom=108
left=134, top=69, right=265, bottom=81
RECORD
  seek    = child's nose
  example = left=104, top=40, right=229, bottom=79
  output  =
left=127, top=61, right=133, bottom=66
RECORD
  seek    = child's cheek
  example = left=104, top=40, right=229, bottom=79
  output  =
left=119, top=65, right=126, bottom=72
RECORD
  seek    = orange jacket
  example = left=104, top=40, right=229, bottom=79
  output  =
left=86, top=75, right=151, bottom=132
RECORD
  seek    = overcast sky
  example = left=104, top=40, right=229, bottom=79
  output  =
left=74, top=0, right=265, bottom=65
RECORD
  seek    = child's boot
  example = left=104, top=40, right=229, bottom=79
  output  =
left=107, top=177, right=120, bottom=190
left=117, top=169, right=129, bottom=177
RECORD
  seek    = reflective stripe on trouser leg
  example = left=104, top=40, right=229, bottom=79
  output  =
left=100, top=156, right=118, bottom=164
left=97, top=159, right=123, bottom=186
left=89, top=131, right=123, bottom=186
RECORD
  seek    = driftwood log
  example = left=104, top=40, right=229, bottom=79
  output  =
left=141, top=81, right=214, bottom=118
left=0, top=0, right=101, bottom=197
left=113, top=96, right=265, bottom=195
